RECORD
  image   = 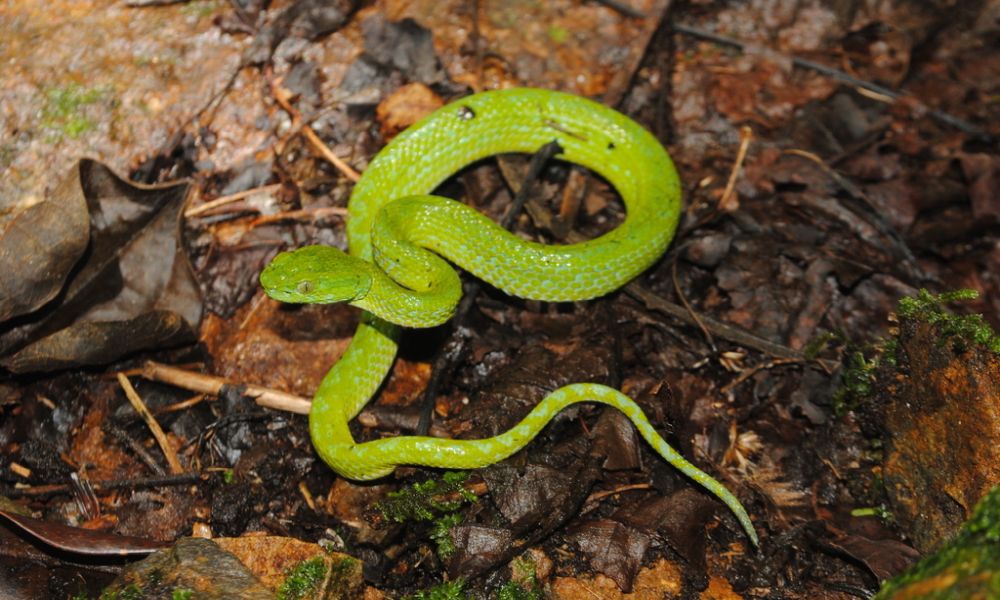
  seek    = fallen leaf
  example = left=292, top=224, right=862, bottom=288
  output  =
left=0, top=160, right=201, bottom=372
left=376, top=82, right=444, bottom=139
left=0, top=507, right=166, bottom=556
left=0, top=161, right=91, bottom=322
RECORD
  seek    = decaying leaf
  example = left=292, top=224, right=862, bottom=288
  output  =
left=0, top=506, right=166, bottom=556
left=0, top=161, right=91, bottom=322
left=0, top=159, right=201, bottom=372
left=567, top=519, right=651, bottom=593
left=0, top=310, right=193, bottom=373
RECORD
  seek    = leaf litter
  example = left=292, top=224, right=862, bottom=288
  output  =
left=1, top=0, right=999, bottom=597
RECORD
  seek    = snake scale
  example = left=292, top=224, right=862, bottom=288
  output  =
left=260, top=88, right=757, bottom=545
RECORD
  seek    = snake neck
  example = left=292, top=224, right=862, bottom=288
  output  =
left=348, top=203, right=463, bottom=328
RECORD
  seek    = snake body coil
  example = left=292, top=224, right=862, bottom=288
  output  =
left=261, top=88, right=757, bottom=545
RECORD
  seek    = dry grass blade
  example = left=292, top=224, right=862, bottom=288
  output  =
left=117, top=372, right=184, bottom=475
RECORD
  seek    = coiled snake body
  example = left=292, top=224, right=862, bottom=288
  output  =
left=261, top=88, right=757, bottom=545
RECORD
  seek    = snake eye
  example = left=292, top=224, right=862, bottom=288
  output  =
left=296, top=280, right=315, bottom=295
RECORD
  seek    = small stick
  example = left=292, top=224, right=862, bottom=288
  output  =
left=718, top=125, right=753, bottom=212
left=5, top=472, right=206, bottom=499
left=117, top=373, right=184, bottom=475
left=248, top=206, right=348, bottom=229
left=301, top=126, right=361, bottom=182
left=184, top=183, right=283, bottom=218
left=108, top=425, right=166, bottom=476
left=141, top=361, right=312, bottom=415
left=671, top=260, right=717, bottom=352
left=625, top=283, right=806, bottom=360
left=584, top=482, right=651, bottom=506
left=269, top=75, right=362, bottom=182
left=720, top=357, right=803, bottom=394
left=155, top=394, right=207, bottom=415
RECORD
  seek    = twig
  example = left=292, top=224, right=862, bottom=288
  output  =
left=718, top=125, right=753, bottom=212
left=117, top=373, right=185, bottom=475
left=624, top=283, right=805, bottom=360
left=185, top=183, right=283, bottom=218
left=720, top=357, right=803, bottom=394
left=248, top=206, right=348, bottom=229
left=108, top=425, right=166, bottom=476
left=141, top=361, right=312, bottom=415
left=553, top=170, right=589, bottom=240
left=782, top=148, right=932, bottom=285
left=672, top=22, right=995, bottom=143
left=4, top=472, right=205, bottom=499
left=156, top=394, right=207, bottom=415
left=301, top=126, right=361, bottom=182
left=270, top=75, right=362, bottom=182
left=671, top=261, right=716, bottom=351
left=584, top=483, right=651, bottom=506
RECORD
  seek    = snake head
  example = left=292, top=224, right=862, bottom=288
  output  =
left=260, top=245, right=373, bottom=305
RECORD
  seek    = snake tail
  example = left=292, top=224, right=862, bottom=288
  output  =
left=313, top=381, right=758, bottom=545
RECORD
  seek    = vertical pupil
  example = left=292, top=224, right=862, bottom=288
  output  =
left=297, top=281, right=314, bottom=294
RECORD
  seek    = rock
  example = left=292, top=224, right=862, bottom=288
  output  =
left=872, top=297, right=1000, bottom=552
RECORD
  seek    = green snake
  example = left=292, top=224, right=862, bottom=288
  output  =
left=260, top=88, right=757, bottom=545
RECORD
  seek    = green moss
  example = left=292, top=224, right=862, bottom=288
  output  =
left=222, top=469, right=235, bottom=484
left=429, top=513, right=463, bottom=560
left=497, top=580, right=541, bottom=600
left=547, top=25, right=569, bottom=43
left=40, top=83, right=109, bottom=139
left=179, top=0, right=223, bottom=18
left=376, top=471, right=476, bottom=523
left=802, top=331, right=843, bottom=360
left=99, top=584, right=142, bottom=600
left=850, top=505, right=893, bottom=520
left=875, top=486, right=1000, bottom=598
left=495, top=554, right=542, bottom=600
left=404, top=579, right=468, bottom=600
left=171, top=589, right=193, bottom=600
left=498, top=557, right=542, bottom=600
left=832, top=289, right=998, bottom=414
left=277, top=556, right=328, bottom=600
left=897, top=289, right=1000, bottom=354
left=832, top=348, right=881, bottom=415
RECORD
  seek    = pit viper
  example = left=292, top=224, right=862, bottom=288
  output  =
left=260, top=88, right=757, bottom=545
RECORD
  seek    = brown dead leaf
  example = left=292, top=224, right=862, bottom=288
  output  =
left=0, top=159, right=201, bottom=373
left=375, top=82, right=443, bottom=140
left=567, top=519, right=651, bottom=593
left=0, top=507, right=166, bottom=556
left=1, top=310, right=193, bottom=373
left=0, top=161, right=91, bottom=322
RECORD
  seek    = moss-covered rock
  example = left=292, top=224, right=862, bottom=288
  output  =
left=875, top=486, right=1000, bottom=599
left=869, top=290, right=1000, bottom=551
